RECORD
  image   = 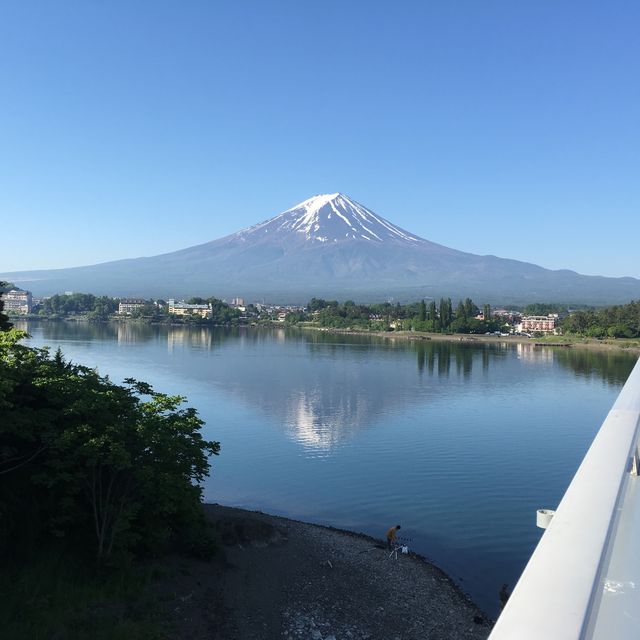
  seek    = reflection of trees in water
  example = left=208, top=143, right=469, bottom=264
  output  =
left=455, top=347, right=474, bottom=378
left=414, top=340, right=510, bottom=378
left=25, top=320, right=240, bottom=350
left=554, top=348, right=637, bottom=386
left=300, top=329, right=391, bottom=349
left=33, top=320, right=121, bottom=342
left=33, top=320, right=162, bottom=344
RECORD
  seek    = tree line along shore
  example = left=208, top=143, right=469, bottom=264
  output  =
left=4, top=286, right=640, bottom=349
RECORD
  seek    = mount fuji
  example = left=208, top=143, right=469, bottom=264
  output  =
left=3, top=193, right=640, bottom=304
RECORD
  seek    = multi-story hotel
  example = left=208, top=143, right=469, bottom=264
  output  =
left=519, top=315, right=557, bottom=333
left=167, top=299, right=212, bottom=319
left=118, top=299, right=147, bottom=314
left=3, top=289, right=33, bottom=314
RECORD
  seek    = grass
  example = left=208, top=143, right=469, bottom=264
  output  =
left=0, top=549, right=172, bottom=640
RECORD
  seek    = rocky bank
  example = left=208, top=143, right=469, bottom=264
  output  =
left=159, top=504, right=493, bottom=639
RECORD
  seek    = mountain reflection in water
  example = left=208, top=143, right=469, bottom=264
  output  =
left=20, top=322, right=637, bottom=452
left=18, top=321, right=638, bottom=616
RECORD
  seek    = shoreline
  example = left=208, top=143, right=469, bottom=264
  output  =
left=163, top=503, right=493, bottom=639
left=295, top=325, right=640, bottom=354
left=15, top=316, right=640, bottom=353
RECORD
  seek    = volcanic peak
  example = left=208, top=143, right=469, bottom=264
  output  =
left=239, top=192, right=424, bottom=245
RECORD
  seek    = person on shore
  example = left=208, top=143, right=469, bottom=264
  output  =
left=386, top=524, right=401, bottom=549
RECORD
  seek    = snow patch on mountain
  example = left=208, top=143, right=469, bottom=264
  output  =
left=237, top=193, right=425, bottom=245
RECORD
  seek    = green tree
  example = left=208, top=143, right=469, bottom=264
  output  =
left=439, top=298, right=453, bottom=330
left=418, top=300, right=427, bottom=322
left=0, top=331, right=220, bottom=564
left=0, top=283, right=11, bottom=330
left=428, top=301, right=439, bottom=330
left=608, top=324, right=634, bottom=338
left=463, top=298, right=479, bottom=319
left=131, top=301, right=158, bottom=318
left=560, top=301, right=640, bottom=338
left=307, top=298, right=329, bottom=312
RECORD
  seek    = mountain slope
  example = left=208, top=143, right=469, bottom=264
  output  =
left=3, top=193, right=639, bottom=304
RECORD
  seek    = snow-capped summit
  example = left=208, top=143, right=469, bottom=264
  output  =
left=237, top=193, right=425, bottom=245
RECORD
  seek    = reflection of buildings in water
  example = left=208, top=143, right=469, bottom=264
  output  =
left=516, top=342, right=554, bottom=363
left=167, top=328, right=187, bottom=351
left=190, top=328, right=213, bottom=350
left=117, top=323, right=139, bottom=343
left=167, top=327, right=213, bottom=351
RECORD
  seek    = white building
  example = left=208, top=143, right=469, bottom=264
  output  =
left=168, top=299, right=212, bottom=318
left=118, top=299, right=146, bottom=315
left=3, top=289, right=33, bottom=314
left=517, top=315, right=557, bottom=333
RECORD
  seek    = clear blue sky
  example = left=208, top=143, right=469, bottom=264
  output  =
left=1, top=1, right=639, bottom=278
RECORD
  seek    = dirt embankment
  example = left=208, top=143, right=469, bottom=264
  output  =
left=158, top=504, right=492, bottom=640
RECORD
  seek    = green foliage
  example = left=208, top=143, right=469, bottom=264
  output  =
left=449, top=317, right=504, bottom=334
left=131, top=302, right=160, bottom=318
left=522, top=302, right=571, bottom=316
left=304, top=298, right=399, bottom=329
left=284, top=311, right=305, bottom=324
left=39, top=293, right=119, bottom=319
left=561, top=300, right=640, bottom=338
left=418, top=300, right=427, bottom=322
left=301, top=296, right=509, bottom=335
left=411, top=319, right=437, bottom=333
left=307, top=297, right=339, bottom=312
left=206, top=298, right=242, bottom=324
left=427, top=301, right=438, bottom=328
left=439, top=298, right=453, bottom=329
left=0, top=330, right=220, bottom=565
left=0, top=283, right=12, bottom=330
left=463, top=298, right=479, bottom=319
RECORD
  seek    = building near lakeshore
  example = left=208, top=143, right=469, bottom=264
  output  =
left=3, top=289, right=33, bottom=314
left=168, top=299, right=212, bottom=318
left=118, top=299, right=147, bottom=315
left=518, top=315, right=557, bottom=333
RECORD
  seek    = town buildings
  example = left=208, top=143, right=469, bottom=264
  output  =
left=118, top=299, right=146, bottom=315
left=3, top=289, right=33, bottom=314
left=518, top=315, right=558, bottom=334
left=167, top=299, right=212, bottom=318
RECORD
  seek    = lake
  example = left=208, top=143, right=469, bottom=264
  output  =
left=18, top=321, right=637, bottom=616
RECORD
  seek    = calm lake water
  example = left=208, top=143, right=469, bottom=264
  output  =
left=19, top=321, right=638, bottom=616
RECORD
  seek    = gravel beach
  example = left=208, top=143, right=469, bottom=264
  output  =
left=161, top=504, right=493, bottom=639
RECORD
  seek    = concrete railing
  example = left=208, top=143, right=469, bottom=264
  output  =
left=488, top=355, right=640, bottom=640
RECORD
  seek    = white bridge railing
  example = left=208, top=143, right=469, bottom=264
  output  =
left=488, top=355, right=640, bottom=640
